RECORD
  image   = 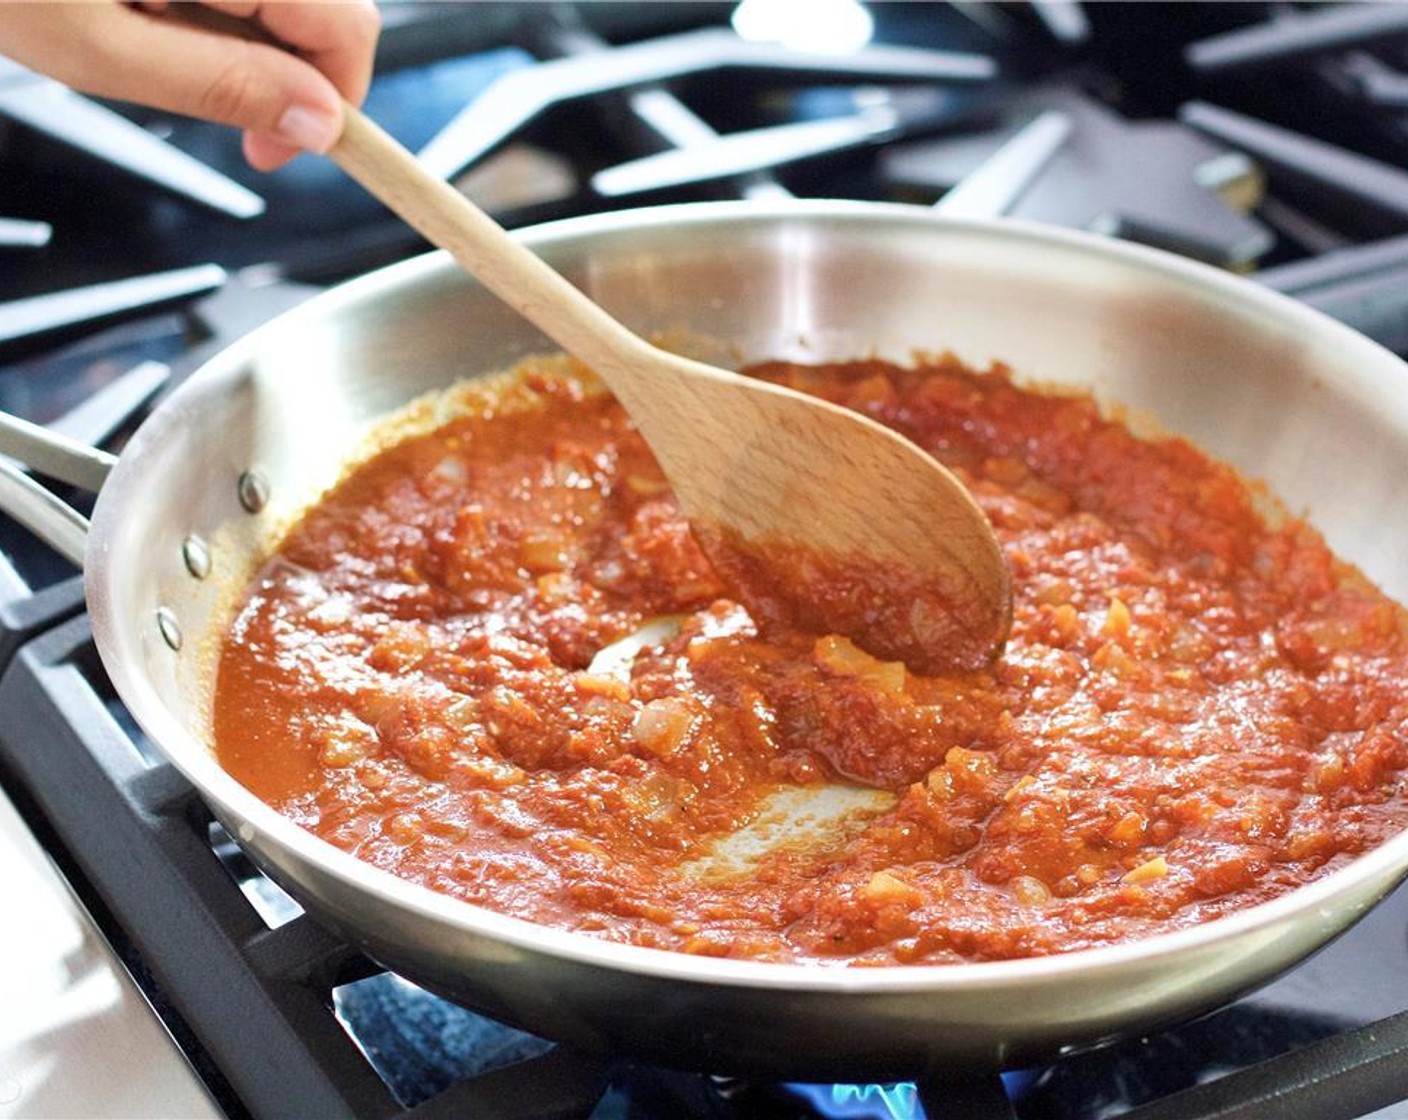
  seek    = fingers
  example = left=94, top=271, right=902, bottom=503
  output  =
left=225, top=0, right=380, bottom=169
left=107, top=12, right=347, bottom=153
left=0, top=1, right=380, bottom=172
left=242, top=131, right=301, bottom=173
left=235, top=1, right=381, bottom=106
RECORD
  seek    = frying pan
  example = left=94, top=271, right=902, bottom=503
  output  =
left=5, top=200, right=1408, bottom=1080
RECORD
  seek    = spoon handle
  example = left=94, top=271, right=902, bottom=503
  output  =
left=330, top=104, right=653, bottom=379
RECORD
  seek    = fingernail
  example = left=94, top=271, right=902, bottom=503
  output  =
left=274, top=105, right=341, bottom=154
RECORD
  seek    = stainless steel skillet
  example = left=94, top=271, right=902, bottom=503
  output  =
left=4, top=200, right=1408, bottom=1080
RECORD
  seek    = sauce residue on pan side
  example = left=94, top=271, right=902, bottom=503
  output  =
left=213, top=355, right=1408, bottom=964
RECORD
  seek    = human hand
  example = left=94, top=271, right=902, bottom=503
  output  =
left=0, top=1, right=381, bottom=171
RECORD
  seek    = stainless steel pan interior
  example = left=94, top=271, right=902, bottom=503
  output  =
left=17, top=200, right=1408, bottom=1078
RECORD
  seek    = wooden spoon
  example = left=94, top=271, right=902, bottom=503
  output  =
left=329, top=106, right=1011, bottom=673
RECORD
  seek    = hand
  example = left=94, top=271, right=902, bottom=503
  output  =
left=0, top=1, right=381, bottom=171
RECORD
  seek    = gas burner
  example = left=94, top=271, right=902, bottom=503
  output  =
left=1185, top=3, right=1408, bottom=78
left=416, top=17, right=997, bottom=196
left=881, top=87, right=1271, bottom=268
left=1179, top=100, right=1408, bottom=234
left=1257, top=231, right=1408, bottom=352
left=0, top=56, right=263, bottom=219
left=0, top=217, right=50, bottom=248
left=0, top=264, right=226, bottom=350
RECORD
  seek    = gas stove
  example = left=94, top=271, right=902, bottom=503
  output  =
left=4, top=3, right=1408, bottom=1117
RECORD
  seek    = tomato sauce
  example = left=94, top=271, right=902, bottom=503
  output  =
left=213, top=356, right=1408, bottom=964
left=694, top=520, right=1007, bottom=677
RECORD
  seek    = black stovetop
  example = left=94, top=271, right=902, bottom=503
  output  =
left=5, top=3, right=1408, bottom=1117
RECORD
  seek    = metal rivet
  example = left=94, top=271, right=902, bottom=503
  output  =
left=156, top=606, right=183, bottom=651
left=182, top=534, right=211, bottom=579
left=237, top=470, right=269, bottom=514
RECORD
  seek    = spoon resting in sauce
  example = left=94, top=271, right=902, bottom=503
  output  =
left=329, top=105, right=1011, bottom=673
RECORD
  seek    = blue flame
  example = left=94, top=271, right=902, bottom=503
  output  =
left=782, top=1081, right=924, bottom=1120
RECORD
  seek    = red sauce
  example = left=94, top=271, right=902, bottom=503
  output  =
left=694, top=521, right=1008, bottom=676
left=213, top=356, right=1408, bottom=964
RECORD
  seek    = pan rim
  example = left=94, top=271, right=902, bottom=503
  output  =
left=87, top=197, right=1408, bottom=995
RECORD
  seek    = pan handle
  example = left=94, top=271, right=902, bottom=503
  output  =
left=0, top=410, right=119, bottom=568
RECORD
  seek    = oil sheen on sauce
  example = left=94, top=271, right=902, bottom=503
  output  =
left=213, top=356, right=1408, bottom=965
